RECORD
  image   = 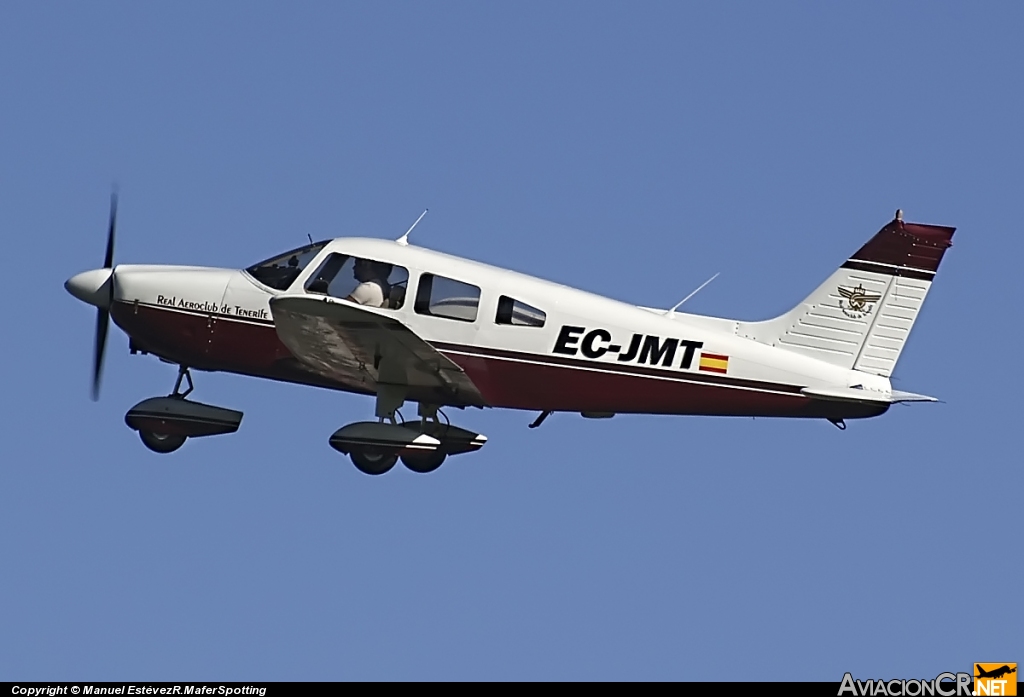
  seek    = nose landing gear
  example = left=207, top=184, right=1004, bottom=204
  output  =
left=139, top=430, right=187, bottom=454
left=125, top=366, right=244, bottom=454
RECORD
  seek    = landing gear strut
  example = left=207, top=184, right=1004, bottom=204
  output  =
left=137, top=366, right=195, bottom=453
left=360, top=385, right=413, bottom=473
left=400, top=403, right=448, bottom=474
left=171, top=365, right=194, bottom=399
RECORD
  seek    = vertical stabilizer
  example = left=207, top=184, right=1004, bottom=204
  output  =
left=737, top=213, right=955, bottom=377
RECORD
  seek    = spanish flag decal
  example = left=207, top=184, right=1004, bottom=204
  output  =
left=698, top=352, right=729, bottom=374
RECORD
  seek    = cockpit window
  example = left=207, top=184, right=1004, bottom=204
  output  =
left=496, top=296, right=546, bottom=327
left=304, top=253, right=409, bottom=309
left=245, top=241, right=328, bottom=291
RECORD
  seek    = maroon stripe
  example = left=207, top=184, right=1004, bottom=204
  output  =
left=429, top=341, right=804, bottom=395
left=111, top=301, right=886, bottom=419
left=133, top=300, right=277, bottom=326
left=848, top=218, right=955, bottom=274
left=840, top=260, right=935, bottom=281
left=440, top=349, right=887, bottom=419
left=111, top=301, right=363, bottom=392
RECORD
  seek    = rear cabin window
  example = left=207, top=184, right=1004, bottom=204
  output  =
left=414, top=274, right=480, bottom=322
left=495, top=296, right=546, bottom=327
left=304, top=253, right=409, bottom=309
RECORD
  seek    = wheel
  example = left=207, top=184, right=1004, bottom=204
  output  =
left=139, top=430, right=187, bottom=454
left=350, top=449, right=398, bottom=475
left=401, top=451, right=447, bottom=474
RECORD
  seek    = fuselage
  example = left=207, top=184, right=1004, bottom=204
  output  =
left=70, top=237, right=891, bottom=421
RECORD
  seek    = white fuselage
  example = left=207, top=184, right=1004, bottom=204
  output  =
left=87, top=237, right=893, bottom=419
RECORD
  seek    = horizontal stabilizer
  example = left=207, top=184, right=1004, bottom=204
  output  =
left=801, top=385, right=938, bottom=404
left=801, top=386, right=892, bottom=404
left=889, top=389, right=938, bottom=403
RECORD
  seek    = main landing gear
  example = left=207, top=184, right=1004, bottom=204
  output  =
left=124, top=366, right=244, bottom=454
left=329, top=388, right=486, bottom=476
left=344, top=442, right=448, bottom=477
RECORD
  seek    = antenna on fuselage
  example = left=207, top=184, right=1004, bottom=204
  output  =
left=396, top=209, right=428, bottom=246
left=307, top=233, right=314, bottom=245
left=665, top=272, right=720, bottom=318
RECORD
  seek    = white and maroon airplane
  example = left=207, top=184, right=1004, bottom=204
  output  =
left=65, top=198, right=955, bottom=475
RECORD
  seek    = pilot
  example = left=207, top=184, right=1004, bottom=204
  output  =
left=280, top=254, right=302, bottom=286
left=346, top=258, right=393, bottom=308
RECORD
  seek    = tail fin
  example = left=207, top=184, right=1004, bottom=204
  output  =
left=738, top=212, right=955, bottom=377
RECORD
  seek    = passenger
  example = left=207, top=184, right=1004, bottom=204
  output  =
left=346, top=258, right=392, bottom=308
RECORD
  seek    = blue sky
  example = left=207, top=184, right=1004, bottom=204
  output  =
left=1, top=2, right=1020, bottom=680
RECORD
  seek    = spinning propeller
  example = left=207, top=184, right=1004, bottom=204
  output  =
left=91, top=192, right=117, bottom=400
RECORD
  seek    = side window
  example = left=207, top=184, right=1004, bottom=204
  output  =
left=496, top=296, right=546, bottom=327
left=305, top=254, right=409, bottom=310
left=414, top=274, right=480, bottom=322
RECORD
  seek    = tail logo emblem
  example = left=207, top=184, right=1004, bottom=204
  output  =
left=839, top=283, right=883, bottom=318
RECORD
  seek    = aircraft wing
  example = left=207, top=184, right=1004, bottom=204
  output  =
left=268, top=295, right=486, bottom=406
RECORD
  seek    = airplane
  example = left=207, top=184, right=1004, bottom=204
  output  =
left=976, top=665, right=1017, bottom=680
left=65, top=197, right=956, bottom=475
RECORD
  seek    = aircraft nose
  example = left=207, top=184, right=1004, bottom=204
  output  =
left=65, top=268, right=113, bottom=309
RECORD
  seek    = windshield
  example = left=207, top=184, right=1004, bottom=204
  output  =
left=245, top=241, right=328, bottom=290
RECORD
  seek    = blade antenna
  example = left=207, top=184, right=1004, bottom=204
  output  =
left=396, top=209, right=428, bottom=246
left=666, top=272, right=720, bottom=318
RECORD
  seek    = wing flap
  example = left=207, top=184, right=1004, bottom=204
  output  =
left=269, top=295, right=485, bottom=406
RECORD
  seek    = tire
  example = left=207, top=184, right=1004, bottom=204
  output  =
left=401, top=451, right=447, bottom=474
left=350, top=449, right=398, bottom=475
left=139, top=430, right=187, bottom=454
